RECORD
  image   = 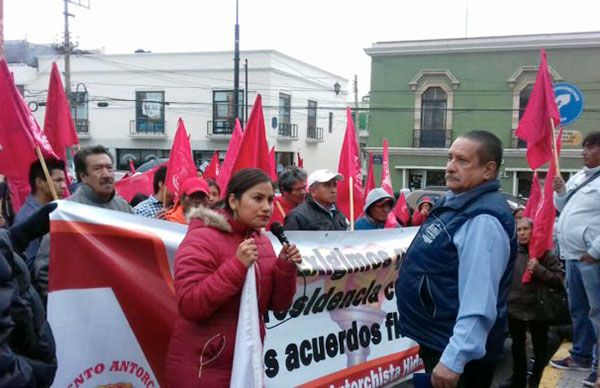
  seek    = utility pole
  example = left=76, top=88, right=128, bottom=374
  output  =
left=233, top=0, right=240, bottom=124
left=64, top=0, right=72, bottom=100
left=63, top=0, right=90, bottom=102
left=244, top=58, right=248, bottom=126
left=354, top=75, right=359, bottom=110
left=0, top=0, right=4, bottom=59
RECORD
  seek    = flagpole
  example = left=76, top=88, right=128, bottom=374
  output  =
left=35, top=146, right=59, bottom=200
left=549, top=118, right=561, bottom=175
left=349, top=176, right=355, bottom=231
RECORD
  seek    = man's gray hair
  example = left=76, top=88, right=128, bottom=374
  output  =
left=278, top=166, right=307, bottom=193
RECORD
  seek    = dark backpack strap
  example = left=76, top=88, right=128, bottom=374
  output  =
left=564, top=169, right=600, bottom=206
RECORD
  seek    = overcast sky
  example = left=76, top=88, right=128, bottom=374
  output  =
left=5, top=0, right=600, bottom=99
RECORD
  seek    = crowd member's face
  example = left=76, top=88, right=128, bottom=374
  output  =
left=582, top=142, right=600, bottom=168
left=446, top=138, right=496, bottom=194
left=229, top=181, right=274, bottom=230
left=208, top=185, right=220, bottom=206
left=369, top=199, right=393, bottom=223
left=516, top=219, right=532, bottom=245
left=513, top=208, right=523, bottom=220
left=420, top=202, right=432, bottom=215
left=284, top=180, right=307, bottom=205
left=39, top=169, right=67, bottom=200
left=181, top=192, right=208, bottom=212
left=310, top=180, right=337, bottom=207
left=80, top=153, right=115, bottom=200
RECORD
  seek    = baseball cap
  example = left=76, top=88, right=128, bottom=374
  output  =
left=181, top=177, right=209, bottom=196
left=307, top=169, right=344, bottom=188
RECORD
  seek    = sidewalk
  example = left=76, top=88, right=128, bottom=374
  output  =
left=540, top=342, right=591, bottom=388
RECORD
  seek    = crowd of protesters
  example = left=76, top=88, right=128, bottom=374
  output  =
left=0, top=130, right=598, bottom=387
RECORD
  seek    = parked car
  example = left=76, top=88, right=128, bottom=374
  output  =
left=405, top=186, right=525, bottom=211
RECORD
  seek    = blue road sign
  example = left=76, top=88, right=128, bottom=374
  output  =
left=554, top=82, right=584, bottom=126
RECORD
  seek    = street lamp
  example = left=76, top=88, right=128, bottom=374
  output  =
left=334, top=82, right=341, bottom=95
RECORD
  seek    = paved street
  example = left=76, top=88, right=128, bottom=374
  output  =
left=392, top=342, right=592, bottom=388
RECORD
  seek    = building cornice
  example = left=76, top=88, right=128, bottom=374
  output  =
left=364, top=147, right=582, bottom=159
left=365, top=31, right=600, bottom=57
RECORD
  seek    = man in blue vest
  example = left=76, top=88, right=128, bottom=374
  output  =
left=396, top=130, right=517, bottom=388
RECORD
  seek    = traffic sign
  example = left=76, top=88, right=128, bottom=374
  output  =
left=554, top=82, right=584, bottom=126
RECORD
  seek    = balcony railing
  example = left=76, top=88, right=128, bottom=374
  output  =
left=413, top=129, right=452, bottom=148
left=207, top=119, right=235, bottom=137
left=277, top=123, right=298, bottom=140
left=130, top=119, right=167, bottom=137
left=306, top=126, right=323, bottom=142
left=74, top=119, right=90, bottom=136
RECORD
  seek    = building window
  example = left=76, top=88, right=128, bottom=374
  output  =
left=409, top=70, right=458, bottom=148
left=420, top=87, right=447, bottom=147
left=517, top=85, right=533, bottom=148
left=212, top=90, right=244, bottom=134
left=71, top=91, right=89, bottom=134
left=135, top=91, right=165, bottom=133
left=328, top=112, right=333, bottom=133
left=307, top=100, right=317, bottom=139
left=279, top=93, right=292, bottom=136
left=275, top=151, right=294, bottom=174
left=508, top=65, right=563, bottom=148
left=116, top=148, right=170, bottom=171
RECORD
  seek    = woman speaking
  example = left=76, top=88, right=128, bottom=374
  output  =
left=165, top=168, right=301, bottom=387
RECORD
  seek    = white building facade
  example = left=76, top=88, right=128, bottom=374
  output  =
left=16, top=49, right=348, bottom=174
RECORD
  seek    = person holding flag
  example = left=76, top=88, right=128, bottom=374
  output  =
left=550, top=131, right=600, bottom=387
left=13, top=158, right=67, bottom=269
left=165, top=168, right=301, bottom=387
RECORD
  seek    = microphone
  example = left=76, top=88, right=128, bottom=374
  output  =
left=270, top=222, right=290, bottom=245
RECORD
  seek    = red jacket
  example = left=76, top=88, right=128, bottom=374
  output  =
left=165, top=207, right=297, bottom=388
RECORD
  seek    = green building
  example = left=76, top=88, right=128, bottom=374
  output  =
left=364, top=31, right=600, bottom=197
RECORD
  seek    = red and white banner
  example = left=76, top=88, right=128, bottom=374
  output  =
left=47, top=201, right=421, bottom=387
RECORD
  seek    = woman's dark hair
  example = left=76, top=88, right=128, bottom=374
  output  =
left=205, top=178, right=221, bottom=195
left=224, top=168, right=273, bottom=213
left=130, top=193, right=149, bottom=207
left=153, top=165, right=167, bottom=194
left=583, top=131, right=600, bottom=148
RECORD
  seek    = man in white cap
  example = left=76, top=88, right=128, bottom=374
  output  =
left=284, top=169, right=348, bottom=230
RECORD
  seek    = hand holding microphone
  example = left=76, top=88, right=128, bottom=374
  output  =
left=271, top=222, right=302, bottom=264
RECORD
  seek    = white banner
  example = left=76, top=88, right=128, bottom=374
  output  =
left=46, top=201, right=420, bottom=387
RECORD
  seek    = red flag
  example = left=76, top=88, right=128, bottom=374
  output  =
left=203, top=151, right=220, bottom=180
left=129, top=159, right=136, bottom=174
left=44, top=62, right=79, bottom=159
left=115, top=162, right=166, bottom=203
left=381, top=139, right=394, bottom=195
left=268, top=146, right=277, bottom=181
left=515, top=49, right=560, bottom=170
left=297, top=152, right=304, bottom=168
left=394, top=192, right=411, bottom=226
left=522, top=172, right=541, bottom=219
left=363, top=152, right=375, bottom=202
left=231, top=94, right=271, bottom=176
left=522, top=161, right=558, bottom=283
left=165, top=118, right=197, bottom=198
left=381, top=139, right=399, bottom=228
left=0, top=59, right=57, bottom=211
left=217, top=119, right=243, bottom=194
left=337, top=108, right=364, bottom=222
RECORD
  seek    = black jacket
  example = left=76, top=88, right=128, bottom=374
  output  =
left=0, top=232, right=56, bottom=387
left=507, top=244, right=564, bottom=321
left=284, top=195, right=348, bottom=231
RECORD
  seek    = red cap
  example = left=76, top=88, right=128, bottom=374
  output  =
left=181, top=177, right=209, bottom=196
